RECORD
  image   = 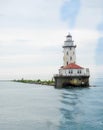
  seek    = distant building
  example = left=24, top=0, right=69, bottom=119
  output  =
left=54, top=33, right=90, bottom=88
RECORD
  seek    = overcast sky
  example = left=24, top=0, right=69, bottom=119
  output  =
left=0, top=0, right=103, bottom=80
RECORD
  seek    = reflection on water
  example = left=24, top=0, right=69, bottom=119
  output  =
left=59, top=86, right=103, bottom=130
left=59, top=89, right=84, bottom=130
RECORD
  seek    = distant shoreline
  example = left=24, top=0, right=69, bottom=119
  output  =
left=13, top=79, right=55, bottom=86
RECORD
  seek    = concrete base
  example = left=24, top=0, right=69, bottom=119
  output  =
left=54, top=75, right=90, bottom=88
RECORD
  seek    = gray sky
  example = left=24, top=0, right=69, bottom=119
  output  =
left=0, top=0, right=103, bottom=80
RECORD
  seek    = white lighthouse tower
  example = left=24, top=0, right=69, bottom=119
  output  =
left=63, top=33, right=76, bottom=66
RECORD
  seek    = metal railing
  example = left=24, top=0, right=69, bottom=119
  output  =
left=54, top=73, right=90, bottom=77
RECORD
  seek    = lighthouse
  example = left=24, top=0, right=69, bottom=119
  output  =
left=54, top=33, right=90, bottom=88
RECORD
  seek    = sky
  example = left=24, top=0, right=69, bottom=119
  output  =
left=0, top=0, right=103, bottom=80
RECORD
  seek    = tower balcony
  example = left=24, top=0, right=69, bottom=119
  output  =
left=63, top=44, right=76, bottom=48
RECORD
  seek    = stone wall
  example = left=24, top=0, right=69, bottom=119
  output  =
left=54, top=76, right=89, bottom=88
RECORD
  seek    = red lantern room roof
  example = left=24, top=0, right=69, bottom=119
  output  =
left=61, top=63, right=84, bottom=69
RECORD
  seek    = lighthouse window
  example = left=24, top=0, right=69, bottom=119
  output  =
left=67, top=52, right=68, bottom=55
left=70, top=57, right=72, bottom=61
left=67, top=62, right=68, bottom=65
left=77, top=70, right=81, bottom=73
left=86, top=69, right=89, bottom=72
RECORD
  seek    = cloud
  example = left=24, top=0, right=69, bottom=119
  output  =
left=97, top=23, right=103, bottom=32
left=0, top=0, right=64, bottom=29
left=60, top=0, right=80, bottom=28
left=0, top=28, right=66, bottom=55
left=0, top=28, right=66, bottom=79
left=75, top=0, right=102, bottom=30
left=0, top=0, right=103, bottom=80
left=0, top=54, right=60, bottom=80
left=70, top=0, right=103, bottom=77
left=94, top=1, right=103, bottom=72
left=95, top=37, right=103, bottom=65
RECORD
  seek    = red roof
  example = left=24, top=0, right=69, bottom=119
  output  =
left=61, top=63, right=83, bottom=69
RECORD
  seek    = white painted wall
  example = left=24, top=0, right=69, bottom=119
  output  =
left=63, top=35, right=76, bottom=66
left=63, top=47, right=76, bottom=66
left=59, top=68, right=90, bottom=76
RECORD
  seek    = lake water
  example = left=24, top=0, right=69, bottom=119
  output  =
left=0, top=80, right=103, bottom=130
